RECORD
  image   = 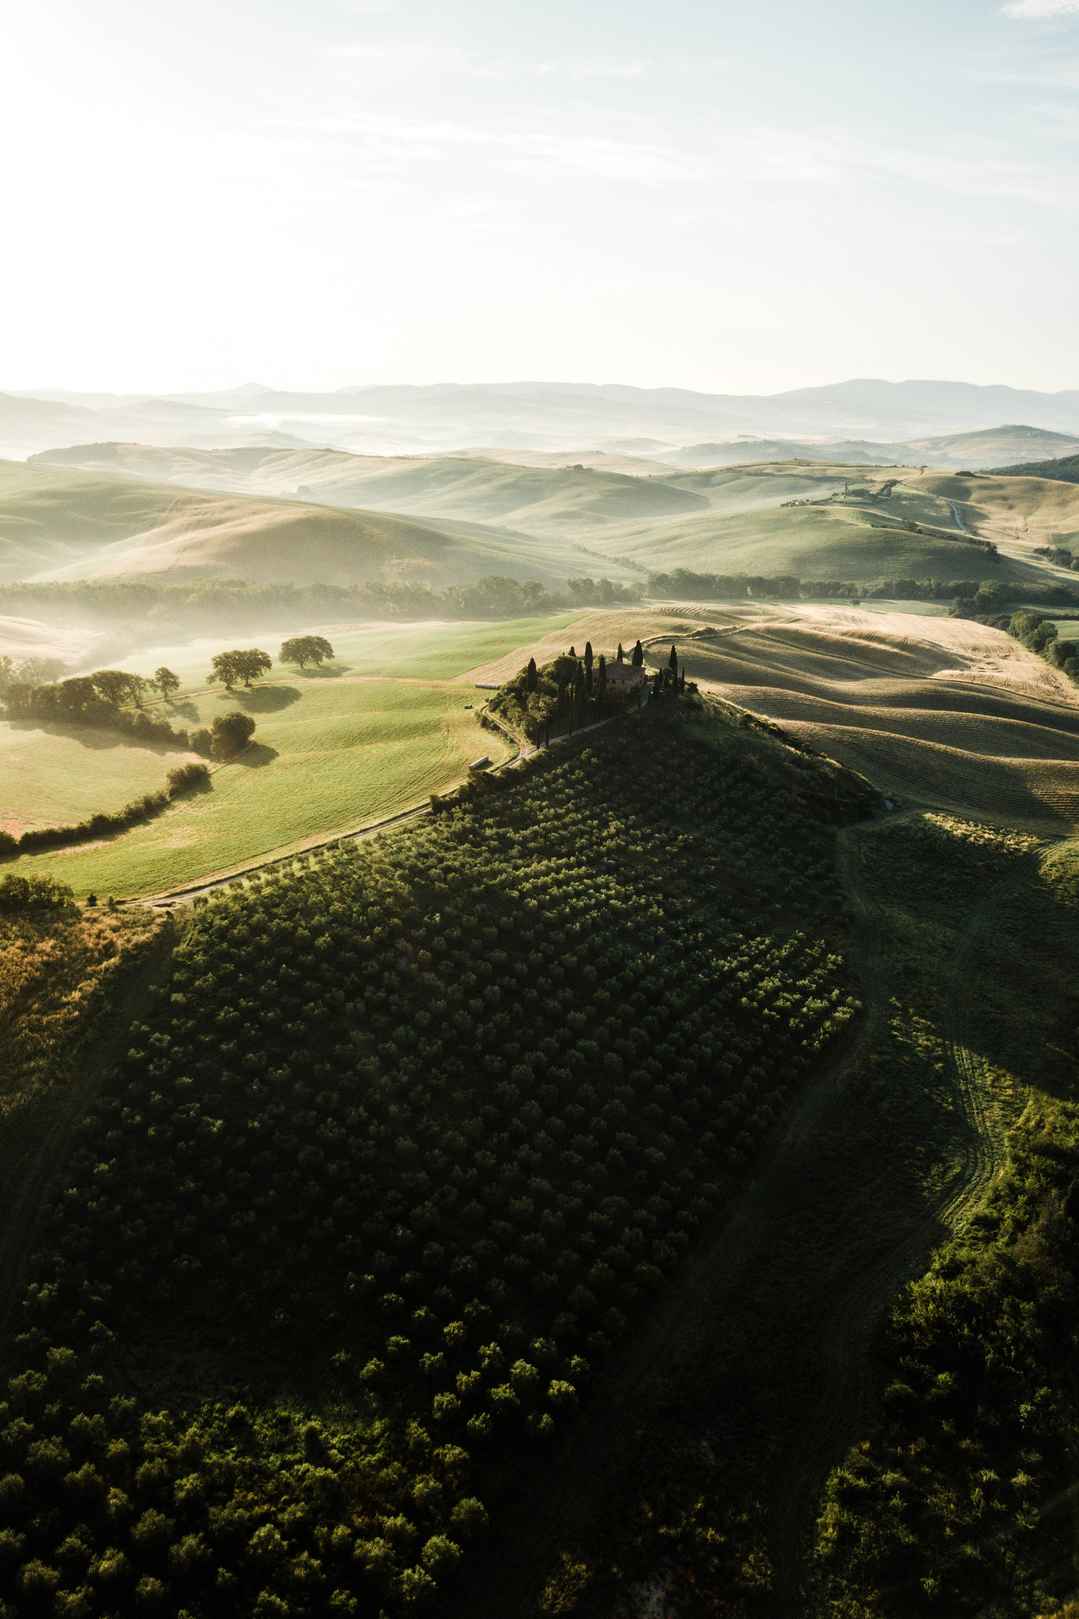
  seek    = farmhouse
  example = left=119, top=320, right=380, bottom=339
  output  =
left=606, top=662, right=648, bottom=693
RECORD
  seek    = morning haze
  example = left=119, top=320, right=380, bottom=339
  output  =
left=2, top=2, right=1078, bottom=1616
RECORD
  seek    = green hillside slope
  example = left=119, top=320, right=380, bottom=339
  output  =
left=0, top=695, right=873, bottom=1617
left=33, top=445, right=709, bottom=537
left=0, top=460, right=579, bottom=587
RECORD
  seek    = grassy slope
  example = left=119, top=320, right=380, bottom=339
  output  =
left=4, top=676, right=508, bottom=898
left=911, top=470, right=1079, bottom=551
left=0, top=722, right=195, bottom=836
left=17, top=452, right=1075, bottom=589
left=0, top=615, right=600, bottom=896
left=676, top=608, right=1079, bottom=831
left=587, top=502, right=1004, bottom=581
left=33, top=446, right=710, bottom=538
left=0, top=459, right=578, bottom=587
left=811, top=831, right=1079, bottom=1619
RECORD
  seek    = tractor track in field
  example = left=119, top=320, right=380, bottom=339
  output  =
left=769, top=816, right=1013, bottom=1607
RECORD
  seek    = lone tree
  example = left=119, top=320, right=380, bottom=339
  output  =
left=631, top=640, right=644, bottom=668
left=211, top=712, right=256, bottom=759
left=668, top=643, right=678, bottom=677
left=280, top=635, right=335, bottom=670
left=153, top=667, right=180, bottom=702
left=526, top=656, right=538, bottom=693
left=597, top=653, right=607, bottom=701
left=616, top=641, right=625, bottom=664
left=211, top=649, right=272, bottom=690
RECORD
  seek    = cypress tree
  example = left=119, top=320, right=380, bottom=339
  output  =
left=616, top=642, right=625, bottom=664
left=631, top=641, right=644, bottom=668
left=668, top=643, right=678, bottom=676
left=584, top=642, right=594, bottom=676
left=526, top=656, right=538, bottom=693
left=597, top=654, right=607, bottom=702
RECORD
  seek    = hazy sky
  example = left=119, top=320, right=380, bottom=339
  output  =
left=4, top=0, right=1078, bottom=394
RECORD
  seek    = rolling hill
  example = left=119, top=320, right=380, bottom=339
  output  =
left=22, top=451, right=1078, bottom=592
left=13, top=378, right=1079, bottom=459
left=990, top=450, right=1079, bottom=485
left=32, top=445, right=709, bottom=538
left=677, top=603, right=1079, bottom=831
left=0, top=459, right=583, bottom=587
left=167, top=377, right=1079, bottom=440
left=668, top=424, right=1079, bottom=472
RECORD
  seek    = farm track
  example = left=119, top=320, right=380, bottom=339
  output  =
left=138, top=628, right=730, bottom=909
left=0, top=922, right=177, bottom=1351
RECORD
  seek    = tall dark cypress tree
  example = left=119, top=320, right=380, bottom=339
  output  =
left=668, top=643, right=678, bottom=677
left=631, top=640, right=644, bottom=668
left=597, top=653, right=607, bottom=703
left=526, top=656, right=538, bottom=693
left=584, top=641, right=594, bottom=676
left=616, top=642, right=625, bottom=664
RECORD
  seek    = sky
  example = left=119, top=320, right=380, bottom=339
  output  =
left=3, top=0, right=1078, bottom=395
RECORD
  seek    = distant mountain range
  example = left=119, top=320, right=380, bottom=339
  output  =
left=6, top=378, right=1079, bottom=458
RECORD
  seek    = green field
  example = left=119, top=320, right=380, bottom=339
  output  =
left=117, top=613, right=578, bottom=687
left=0, top=722, right=194, bottom=836
left=0, top=616, right=590, bottom=897
left=4, top=679, right=507, bottom=898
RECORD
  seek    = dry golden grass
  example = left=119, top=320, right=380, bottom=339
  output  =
left=679, top=605, right=1079, bottom=832
left=456, top=606, right=715, bottom=686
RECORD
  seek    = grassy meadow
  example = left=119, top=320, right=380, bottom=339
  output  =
left=4, top=676, right=507, bottom=897
left=3, top=620, right=569, bottom=897
left=0, top=721, right=195, bottom=837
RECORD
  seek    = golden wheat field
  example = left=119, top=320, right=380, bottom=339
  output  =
left=677, top=604, right=1079, bottom=830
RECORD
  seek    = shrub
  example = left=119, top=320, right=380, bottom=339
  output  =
left=0, top=874, right=77, bottom=914
left=166, top=763, right=211, bottom=797
left=211, top=713, right=256, bottom=760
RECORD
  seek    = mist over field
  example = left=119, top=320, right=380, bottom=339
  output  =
left=3, top=1, right=1079, bottom=1615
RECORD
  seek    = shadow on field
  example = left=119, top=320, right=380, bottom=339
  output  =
left=294, top=662, right=353, bottom=679
left=218, top=686, right=301, bottom=713
left=170, top=700, right=200, bottom=722
left=234, top=743, right=279, bottom=768
left=8, top=719, right=189, bottom=757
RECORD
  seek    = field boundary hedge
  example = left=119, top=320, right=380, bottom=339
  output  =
left=0, top=763, right=210, bottom=860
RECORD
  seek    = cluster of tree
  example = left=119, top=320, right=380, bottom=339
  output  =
left=2, top=668, right=191, bottom=747
left=563, top=576, right=646, bottom=605
left=490, top=638, right=661, bottom=744
left=0, top=706, right=866, bottom=1616
left=0, top=574, right=644, bottom=639
left=209, top=649, right=272, bottom=690
left=816, top=1064, right=1079, bottom=1615
left=0, top=654, right=65, bottom=695
left=1033, top=543, right=1079, bottom=570
left=0, top=763, right=211, bottom=859
left=1003, top=609, right=1079, bottom=678
left=0, top=873, right=77, bottom=914
left=647, top=568, right=1079, bottom=611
